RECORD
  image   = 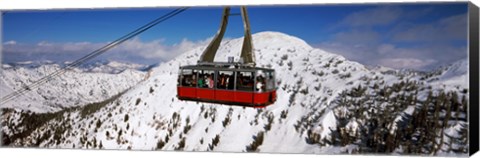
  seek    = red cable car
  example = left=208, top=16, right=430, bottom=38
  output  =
left=177, top=64, right=276, bottom=107
left=176, top=7, right=276, bottom=107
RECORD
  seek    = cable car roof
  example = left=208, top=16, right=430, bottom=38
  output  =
left=180, top=64, right=274, bottom=72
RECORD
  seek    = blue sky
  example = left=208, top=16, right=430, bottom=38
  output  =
left=2, top=3, right=469, bottom=70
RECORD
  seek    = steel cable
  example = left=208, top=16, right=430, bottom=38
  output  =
left=1, top=7, right=189, bottom=104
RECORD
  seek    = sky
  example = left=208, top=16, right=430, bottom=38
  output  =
left=1, top=2, right=469, bottom=71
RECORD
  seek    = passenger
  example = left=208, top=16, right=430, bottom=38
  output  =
left=256, top=77, right=264, bottom=92
left=198, top=74, right=204, bottom=88
left=181, top=75, right=186, bottom=86
left=228, top=74, right=235, bottom=89
left=255, top=75, right=266, bottom=92
left=262, top=77, right=266, bottom=89
left=216, top=74, right=221, bottom=88
left=258, top=75, right=265, bottom=86
left=225, top=74, right=230, bottom=89
left=237, top=73, right=244, bottom=85
left=219, top=73, right=225, bottom=89
left=204, top=75, right=210, bottom=88
left=223, top=73, right=228, bottom=88
left=184, top=75, right=191, bottom=86
left=204, top=74, right=208, bottom=87
left=204, top=75, right=209, bottom=88
left=192, top=72, right=197, bottom=86
left=208, top=75, right=214, bottom=88
left=246, top=76, right=253, bottom=87
left=219, top=75, right=222, bottom=88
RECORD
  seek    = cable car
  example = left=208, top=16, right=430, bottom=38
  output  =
left=176, top=7, right=276, bottom=107
left=177, top=63, right=276, bottom=107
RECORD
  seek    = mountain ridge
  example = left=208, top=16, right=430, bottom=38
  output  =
left=0, top=60, right=147, bottom=112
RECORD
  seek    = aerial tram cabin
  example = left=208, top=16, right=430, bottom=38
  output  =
left=177, top=63, right=276, bottom=107
left=176, top=7, right=277, bottom=107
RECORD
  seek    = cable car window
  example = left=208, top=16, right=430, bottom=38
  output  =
left=198, top=70, right=215, bottom=88
left=217, top=71, right=234, bottom=90
left=236, top=71, right=254, bottom=91
left=266, top=71, right=275, bottom=91
left=181, top=69, right=196, bottom=87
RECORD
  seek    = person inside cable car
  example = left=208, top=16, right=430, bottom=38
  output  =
left=227, top=74, right=235, bottom=90
left=237, top=73, right=244, bottom=86
left=256, top=79, right=263, bottom=92
left=225, top=74, right=229, bottom=86
left=246, top=75, right=253, bottom=87
left=184, top=75, right=191, bottom=86
left=203, top=75, right=209, bottom=88
left=207, top=74, right=214, bottom=88
left=256, top=75, right=265, bottom=92
left=191, top=72, right=197, bottom=87
left=236, top=73, right=243, bottom=90
left=218, top=73, right=226, bottom=89
left=217, top=73, right=222, bottom=88
left=198, top=74, right=205, bottom=88
left=222, top=73, right=228, bottom=88
left=239, top=73, right=251, bottom=88
left=204, top=75, right=209, bottom=88
left=209, top=73, right=215, bottom=88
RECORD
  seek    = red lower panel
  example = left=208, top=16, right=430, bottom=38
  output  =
left=178, top=86, right=276, bottom=107
left=272, top=91, right=276, bottom=102
left=197, top=88, right=215, bottom=100
left=215, top=89, right=235, bottom=102
left=253, top=92, right=270, bottom=105
left=178, top=87, right=196, bottom=98
left=235, top=91, right=253, bottom=104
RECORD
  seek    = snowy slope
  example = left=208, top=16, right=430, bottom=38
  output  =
left=1, top=32, right=469, bottom=156
left=426, top=59, right=468, bottom=91
left=0, top=61, right=146, bottom=112
left=78, top=60, right=150, bottom=74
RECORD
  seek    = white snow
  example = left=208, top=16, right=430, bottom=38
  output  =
left=0, top=61, right=146, bottom=112
left=427, top=59, right=469, bottom=92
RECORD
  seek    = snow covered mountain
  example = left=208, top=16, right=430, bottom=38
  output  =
left=1, top=61, right=147, bottom=112
left=75, top=60, right=150, bottom=74
left=1, top=32, right=469, bottom=156
left=2, top=60, right=150, bottom=74
left=423, top=59, right=469, bottom=92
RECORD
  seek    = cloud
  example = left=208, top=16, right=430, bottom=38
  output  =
left=319, top=40, right=467, bottom=70
left=393, top=13, right=467, bottom=42
left=317, top=7, right=468, bottom=71
left=114, top=37, right=210, bottom=61
left=2, top=37, right=210, bottom=64
left=37, top=41, right=53, bottom=46
left=377, top=44, right=396, bottom=55
left=3, top=40, right=17, bottom=45
left=378, top=58, right=437, bottom=69
left=332, top=29, right=381, bottom=45
left=340, top=6, right=402, bottom=27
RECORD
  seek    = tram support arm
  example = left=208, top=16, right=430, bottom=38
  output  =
left=198, top=7, right=230, bottom=63
left=198, top=6, right=255, bottom=67
left=240, top=6, right=255, bottom=66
